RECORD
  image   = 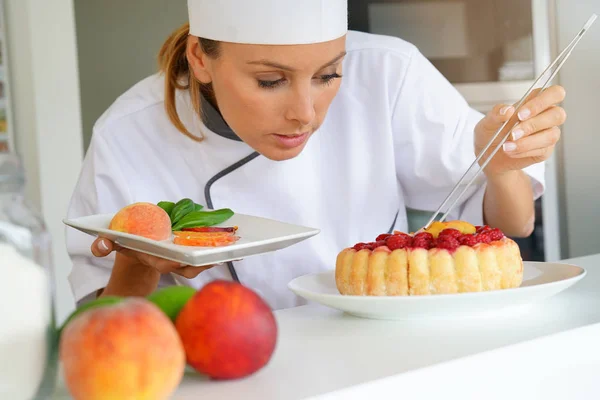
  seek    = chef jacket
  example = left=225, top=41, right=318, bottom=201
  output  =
left=66, top=31, right=545, bottom=309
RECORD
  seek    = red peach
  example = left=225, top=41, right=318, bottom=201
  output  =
left=175, top=280, right=278, bottom=380
left=108, top=202, right=171, bottom=240
left=59, top=298, right=185, bottom=400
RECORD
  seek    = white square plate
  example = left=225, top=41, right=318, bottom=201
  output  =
left=64, top=213, right=320, bottom=267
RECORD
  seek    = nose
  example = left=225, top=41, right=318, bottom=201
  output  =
left=284, top=86, right=315, bottom=127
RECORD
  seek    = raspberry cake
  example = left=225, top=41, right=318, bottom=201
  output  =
left=335, top=221, right=523, bottom=296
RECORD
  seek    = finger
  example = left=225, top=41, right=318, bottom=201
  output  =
left=502, top=145, right=556, bottom=162
left=124, top=250, right=183, bottom=272
left=112, top=245, right=196, bottom=273
left=113, top=245, right=143, bottom=260
left=479, top=103, right=516, bottom=133
left=510, top=106, right=567, bottom=141
left=491, top=103, right=516, bottom=123
left=91, top=238, right=115, bottom=257
left=153, top=258, right=188, bottom=274
left=503, top=126, right=561, bottom=158
left=173, top=265, right=212, bottom=279
left=516, top=85, right=566, bottom=121
left=112, top=243, right=167, bottom=266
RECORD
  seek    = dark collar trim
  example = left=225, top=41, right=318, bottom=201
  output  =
left=204, top=151, right=261, bottom=282
left=200, top=93, right=242, bottom=142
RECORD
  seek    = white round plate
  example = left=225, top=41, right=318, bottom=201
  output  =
left=288, top=262, right=586, bottom=320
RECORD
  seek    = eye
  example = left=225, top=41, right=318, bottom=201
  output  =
left=316, top=73, right=342, bottom=86
left=258, top=78, right=286, bottom=89
left=257, top=73, right=342, bottom=90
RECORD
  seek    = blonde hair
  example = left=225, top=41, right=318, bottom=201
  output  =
left=158, top=23, right=221, bottom=141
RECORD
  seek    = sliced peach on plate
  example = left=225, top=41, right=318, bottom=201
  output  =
left=173, top=231, right=240, bottom=247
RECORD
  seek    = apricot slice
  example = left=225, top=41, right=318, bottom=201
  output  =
left=423, top=220, right=476, bottom=238
left=173, top=231, right=240, bottom=247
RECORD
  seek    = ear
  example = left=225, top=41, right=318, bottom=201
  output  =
left=186, top=36, right=212, bottom=84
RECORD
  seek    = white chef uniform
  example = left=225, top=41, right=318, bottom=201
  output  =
left=66, top=3, right=545, bottom=309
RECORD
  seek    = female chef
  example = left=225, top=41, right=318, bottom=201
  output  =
left=66, top=0, right=566, bottom=308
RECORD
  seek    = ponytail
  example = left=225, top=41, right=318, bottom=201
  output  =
left=158, top=23, right=220, bottom=141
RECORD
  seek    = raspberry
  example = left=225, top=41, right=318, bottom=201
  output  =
left=435, top=236, right=460, bottom=250
left=412, top=232, right=434, bottom=249
left=353, top=242, right=372, bottom=251
left=477, top=225, right=492, bottom=234
left=376, top=233, right=392, bottom=241
left=373, top=240, right=387, bottom=248
left=477, top=232, right=492, bottom=244
left=412, top=238, right=432, bottom=249
left=458, top=234, right=478, bottom=247
left=414, top=232, right=434, bottom=240
left=488, top=228, right=504, bottom=241
left=439, top=228, right=462, bottom=239
left=386, top=234, right=412, bottom=250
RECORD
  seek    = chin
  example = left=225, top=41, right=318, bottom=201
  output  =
left=263, top=148, right=304, bottom=161
left=260, top=143, right=308, bottom=161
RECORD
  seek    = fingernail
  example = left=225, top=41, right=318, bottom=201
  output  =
left=518, top=108, right=530, bottom=120
left=500, top=105, right=512, bottom=115
left=512, top=128, right=524, bottom=141
left=99, top=239, right=109, bottom=252
left=503, top=142, right=517, bottom=152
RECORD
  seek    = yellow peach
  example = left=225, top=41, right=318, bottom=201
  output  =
left=424, top=220, right=476, bottom=238
left=59, top=298, right=185, bottom=400
left=109, top=202, right=171, bottom=240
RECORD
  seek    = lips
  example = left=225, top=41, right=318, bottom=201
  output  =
left=277, top=132, right=307, bottom=137
left=272, top=132, right=310, bottom=149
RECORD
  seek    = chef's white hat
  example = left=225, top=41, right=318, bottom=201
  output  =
left=187, top=0, right=348, bottom=45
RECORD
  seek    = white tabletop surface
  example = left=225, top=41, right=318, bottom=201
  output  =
left=52, top=253, right=600, bottom=399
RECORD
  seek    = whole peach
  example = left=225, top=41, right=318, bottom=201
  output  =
left=108, top=202, right=171, bottom=240
left=60, top=298, right=185, bottom=400
left=175, top=280, right=278, bottom=380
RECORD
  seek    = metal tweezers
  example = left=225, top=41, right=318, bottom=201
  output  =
left=424, top=13, right=598, bottom=230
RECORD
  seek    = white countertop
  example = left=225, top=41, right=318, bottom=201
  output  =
left=52, top=253, right=600, bottom=399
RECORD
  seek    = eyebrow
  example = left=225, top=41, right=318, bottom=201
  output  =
left=247, top=51, right=347, bottom=72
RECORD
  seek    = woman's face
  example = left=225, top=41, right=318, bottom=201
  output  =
left=188, top=35, right=346, bottom=161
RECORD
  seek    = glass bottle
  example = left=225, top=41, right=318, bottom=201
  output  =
left=0, top=153, right=57, bottom=399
